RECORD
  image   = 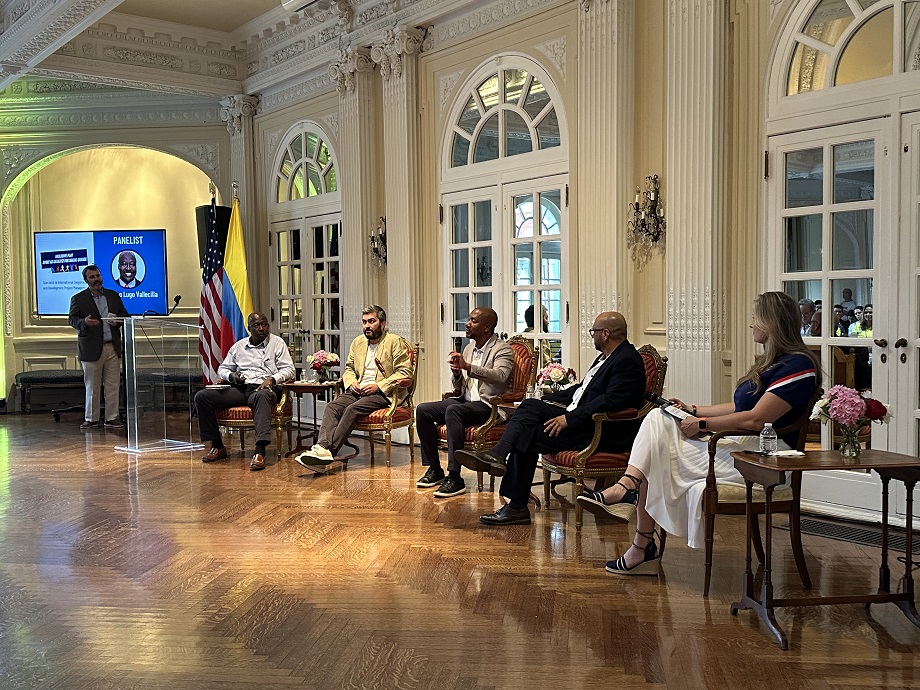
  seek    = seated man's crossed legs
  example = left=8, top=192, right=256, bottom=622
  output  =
left=415, top=398, right=492, bottom=497
left=299, top=390, right=390, bottom=461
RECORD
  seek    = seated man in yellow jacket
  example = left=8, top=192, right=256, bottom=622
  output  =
left=297, top=305, right=412, bottom=462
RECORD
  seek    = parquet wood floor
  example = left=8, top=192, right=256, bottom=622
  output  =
left=1, top=414, right=919, bottom=689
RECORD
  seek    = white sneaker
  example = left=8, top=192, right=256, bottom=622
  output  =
left=301, top=445, right=334, bottom=461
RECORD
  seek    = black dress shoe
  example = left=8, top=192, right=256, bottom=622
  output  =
left=455, top=449, right=507, bottom=476
left=479, top=504, right=531, bottom=526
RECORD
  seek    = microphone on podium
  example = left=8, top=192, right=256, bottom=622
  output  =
left=166, top=295, right=181, bottom=316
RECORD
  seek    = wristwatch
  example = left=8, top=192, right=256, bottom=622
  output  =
left=698, top=418, right=707, bottom=430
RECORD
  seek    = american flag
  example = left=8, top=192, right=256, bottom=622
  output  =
left=199, top=200, right=225, bottom=382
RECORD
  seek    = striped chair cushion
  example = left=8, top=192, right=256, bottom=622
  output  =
left=215, top=399, right=292, bottom=423
left=542, top=450, right=630, bottom=470
left=357, top=406, right=413, bottom=424
left=437, top=424, right=506, bottom=443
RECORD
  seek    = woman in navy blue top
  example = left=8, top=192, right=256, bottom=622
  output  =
left=578, top=292, right=821, bottom=575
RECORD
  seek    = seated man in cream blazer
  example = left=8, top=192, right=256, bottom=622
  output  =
left=297, top=305, right=411, bottom=463
left=415, top=308, right=514, bottom=497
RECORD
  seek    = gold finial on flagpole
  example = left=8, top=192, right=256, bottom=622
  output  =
left=232, top=181, right=239, bottom=199
left=208, top=181, right=216, bottom=199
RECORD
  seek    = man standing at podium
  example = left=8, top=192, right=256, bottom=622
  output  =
left=69, top=264, right=130, bottom=430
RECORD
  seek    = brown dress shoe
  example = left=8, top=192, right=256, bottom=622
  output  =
left=250, top=453, right=266, bottom=471
left=201, top=446, right=228, bottom=463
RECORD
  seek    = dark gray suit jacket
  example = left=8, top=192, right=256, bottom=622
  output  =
left=68, top=288, right=130, bottom=362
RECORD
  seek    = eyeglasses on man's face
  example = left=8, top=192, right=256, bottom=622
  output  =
left=587, top=328, right=608, bottom=336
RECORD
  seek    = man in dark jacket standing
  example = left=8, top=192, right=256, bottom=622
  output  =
left=457, top=311, right=646, bottom=525
left=68, top=264, right=130, bottom=430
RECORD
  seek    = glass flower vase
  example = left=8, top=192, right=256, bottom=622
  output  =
left=316, top=367, right=328, bottom=383
left=839, top=425, right=861, bottom=458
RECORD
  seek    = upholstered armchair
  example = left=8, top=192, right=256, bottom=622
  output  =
left=215, top=387, right=293, bottom=461
left=540, top=344, right=667, bottom=528
left=437, top=335, right=537, bottom=491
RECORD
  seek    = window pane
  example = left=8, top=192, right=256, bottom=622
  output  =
left=514, top=195, right=534, bottom=237
left=522, top=78, right=550, bottom=120
left=473, top=113, right=499, bottom=163
left=278, top=265, right=290, bottom=295
left=291, top=134, right=303, bottom=159
left=324, top=167, right=337, bottom=193
left=276, top=177, right=286, bottom=204
left=291, top=165, right=304, bottom=200
left=541, top=240, right=562, bottom=284
left=905, top=1, right=920, bottom=71
left=330, top=298, right=340, bottom=330
left=832, top=210, right=873, bottom=270
left=540, top=191, right=561, bottom=235
left=292, top=301, right=302, bottom=330
left=505, top=110, right=533, bottom=157
left=292, top=229, right=300, bottom=261
left=452, top=249, right=469, bottom=288
left=473, top=201, right=491, bottom=241
left=515, top=243, right=534, bottom=285
left=279, top=151, right=293, bottom=178
left=833, top=140, right=874, bottom=202
left=277, top=231, right=289, bottom=262
left=452, top=134, right=470, bottom=167
left=474, top=292, right=492, bottom=308
left=787, top=42, right=831, bottom=95
left=313, top=225, right=324, bottom=259
left=280, top=299, right=291, bottom=329
left=307, top=163, right=321, bottom=196
left=328, top=261, right=339, bottom=293
left=542, top=289, right=562, bottom=333
left=313, top=265, right=325, bottom=293
left=545, top=339, right=562, bottom=366
left=516, top=291, right=535, bottom=332
left=474, top=246, right=492, bottom=287
left=317, top=141, right=331, bottom=167
left=313, top=299, right=325, bottom=330
left=836, top=8, right=893, bottom=86
left=536, top=109, right=560, bottom=149
left=453, top=293, right=470, bottom=332
left=783, top=281, right=823, bottom=335
left=504, top=69, right=527, bottom=105
left=327, top=224, right=339, bottom=258
left=786, top=148, right=823, bottom=208
left=306, top=133, right=317, bottom=158
left=477, top=74, right=500, bottom=109
left=830, top=278, right=872, bottom=335
left=785, top=215, right=822, bottom=272
left=452, top=204, right=469, bottom=244
left=804, top=0, right=854, bottom=47
left=458, top=97, right=480, bottom=134
left=292, top=265, right=301, bottom=293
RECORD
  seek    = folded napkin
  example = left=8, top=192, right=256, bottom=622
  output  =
left=773, top=450, right=805, bottom=457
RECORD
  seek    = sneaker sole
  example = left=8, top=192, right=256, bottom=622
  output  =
left=433, top=487, right=467, bottom=498
left=294, top=455, right=333, bottom=468
left=576, top=496, right=634, bottom=523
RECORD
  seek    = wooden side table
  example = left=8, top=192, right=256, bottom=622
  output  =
left=730, top=449, right=920, bottom=649
left=284, top=381, right=336, bottom=457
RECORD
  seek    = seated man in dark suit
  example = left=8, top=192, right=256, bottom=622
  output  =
left=456, top=311, right=646, bottom=525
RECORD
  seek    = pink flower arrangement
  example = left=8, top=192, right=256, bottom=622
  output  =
left=536, top=363, right=577, bottom=391
left=810, top=385, right=891, bottom=456
left=307, top=350, right=340, bottom=371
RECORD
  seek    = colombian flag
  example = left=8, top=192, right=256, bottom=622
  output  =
left=219, top=196, right=253, bottom=353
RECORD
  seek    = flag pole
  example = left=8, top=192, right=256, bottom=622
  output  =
left=232, top=180, right=239, bottom=200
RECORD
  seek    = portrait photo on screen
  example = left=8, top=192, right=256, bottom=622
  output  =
left=111, top=249, right=146, bottom=288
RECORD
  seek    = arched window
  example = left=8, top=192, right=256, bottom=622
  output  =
left=784, top=0, right=920, bottom=95
left=276, top=131, right=337, bottom=203
left=450, top=68, right=560, bottom=167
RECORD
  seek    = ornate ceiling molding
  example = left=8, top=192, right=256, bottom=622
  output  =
left=535, top=35, right=566, bottom=76
left=259, top=72, right=333, bottom=112
left=370, top=26, right=425, bottom=80
left=167, top=142, right=220, bottom=179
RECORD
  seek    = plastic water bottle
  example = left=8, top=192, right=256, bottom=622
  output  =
left=759, top=423, right=778, bottom=455
left=525, top=384, right=535, bottom=399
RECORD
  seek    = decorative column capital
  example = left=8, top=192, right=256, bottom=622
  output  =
left=329, top=46, right=374, bottom=95
left=330, top=0, right=355, bottom=32
left=218, top=95, right=259, bottom=136
left=370, top=27, right=427, bottom=81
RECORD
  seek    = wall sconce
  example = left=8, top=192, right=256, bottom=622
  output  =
left=627, top=174, right=666, bottom=264
left=369, top=216, right=387, bottom=266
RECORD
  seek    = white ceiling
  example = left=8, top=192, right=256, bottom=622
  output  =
left=117, top=0, right=281, bottom=34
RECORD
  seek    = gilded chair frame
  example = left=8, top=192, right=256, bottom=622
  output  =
left=216, top=386, right=294, bottom=461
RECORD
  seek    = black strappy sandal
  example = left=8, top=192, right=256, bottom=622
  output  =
left=605, top=528, right=664, bottom=576
left=576, top=474, right=642, bottom=522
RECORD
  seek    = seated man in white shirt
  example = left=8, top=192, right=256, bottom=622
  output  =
left=414, top=308, right=514, bottom=498
left=196, top=312, right=295, bottom=471
left=456, top=312, right=646, bottom=525
left=297, top=305, right=412, bottom=464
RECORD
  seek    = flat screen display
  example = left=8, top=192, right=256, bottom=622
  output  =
left=34, top=230, right=168, bottom=316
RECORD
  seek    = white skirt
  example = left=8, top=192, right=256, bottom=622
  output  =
left=629, top=409, right=789, bottom=549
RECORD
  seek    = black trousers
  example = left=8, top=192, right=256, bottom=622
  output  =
left=195, top=384, right=279, bottom=444
left=497, top=399, right=595, bottom=508
left=416, top=398, right=492, bottom=473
